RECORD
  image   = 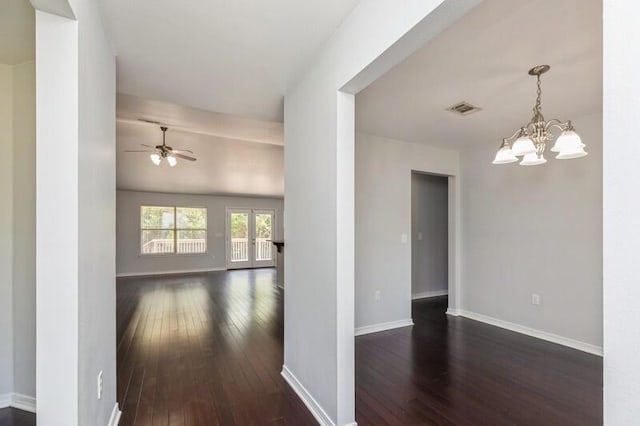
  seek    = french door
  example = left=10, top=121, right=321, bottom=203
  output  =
left=226, top=208, right=276, bottom=269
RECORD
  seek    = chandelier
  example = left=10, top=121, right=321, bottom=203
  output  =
left=493, top=65, right=587, bottom=166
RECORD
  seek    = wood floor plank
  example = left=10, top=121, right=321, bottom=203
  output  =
left=117, top=269, right=316, bottom=426
left=117, top=270, right=602, bottom=426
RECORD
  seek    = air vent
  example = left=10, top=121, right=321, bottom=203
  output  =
left=446, top=101, right=481, bottom=116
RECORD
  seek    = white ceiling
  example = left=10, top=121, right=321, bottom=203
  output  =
left=100, top=0, right=361, bottom=122
left=356, top=0, right=602, bottom=150
left=0, top=0, right=34, bottom=64
left=117, top=118, right=284, bottom=197
left=118, top=94, right=283, bottom=146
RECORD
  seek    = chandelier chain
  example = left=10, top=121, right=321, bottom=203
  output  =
left=533, top=74, right=542, bottom=118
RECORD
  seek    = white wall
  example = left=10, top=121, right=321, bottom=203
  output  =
left=116, top=190, right=284, bottom=275
left=76, top=0, right=117, bottom=422
left=12, top=60, right=36, bottom=399
left=411, top=172, right=448, bottom=297
left=603, top=1, right=640, bottom=422
left=36, top=11, right=79, bottom=424
left=355, top=133, right=458, bottom=331
left=35, top=0, right=117, bottom=423
left=460, top=112, right=602, bottom=350
left=0, top=64, right=14, bottom=398
left=284, top=2, right=477, bottom=422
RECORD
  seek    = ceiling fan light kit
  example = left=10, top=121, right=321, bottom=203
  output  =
left=493, top=64, right=587, bottom=166
left=125, top=126, right=197, bottom=166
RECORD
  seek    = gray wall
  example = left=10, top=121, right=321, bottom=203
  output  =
left=461, top=111, right=602, bottom=347
left=12, top=61, right=36, bottom=398
left=411, top=173, right=448, bottom=298
left=0, top=64, right=14, bottom=398
left=0, top=60, right=36, bottom=400
left=116, top=190, right=284, bottom=275
left=355, top=132, right=459, bottom=330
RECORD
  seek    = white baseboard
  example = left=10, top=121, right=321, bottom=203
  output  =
left=455, top=309, right=603, bottom=356
left=412, top=290, right=448, bottom=300
left=108, top=402, right=122, bottom=426
left=116, top=267, right=226, bottom=278
left=355, top=318, right=414, bottom=336
left=446, top=308, right=460, bottom=316
left=281, top=365, right=335, bottom=425
left=0, top=393, right=9, bottom=409
left=0, top=393, right=36, bottom=413
left=10, top=393, right=36, bottom=413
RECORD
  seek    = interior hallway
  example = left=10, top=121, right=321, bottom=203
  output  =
left=117, top=270, right=602, bottom=425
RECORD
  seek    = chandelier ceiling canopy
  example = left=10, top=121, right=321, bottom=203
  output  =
left=493, top=65, right=587, bottom=166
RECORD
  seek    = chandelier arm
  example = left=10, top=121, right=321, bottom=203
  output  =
left=545, top=120, right=573, bottom=142
left=545, top=119, right=571, bottom=132
left=503, top=127, right=525, bottom=143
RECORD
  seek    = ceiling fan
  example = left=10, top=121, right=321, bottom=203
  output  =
left=125, top=126, right=197, bottom=167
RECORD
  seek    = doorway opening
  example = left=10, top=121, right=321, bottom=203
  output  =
left=411, top=172, right=449, bottom=316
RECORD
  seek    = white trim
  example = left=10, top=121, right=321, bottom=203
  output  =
left=0, top=393, right=36, bottom=413
left=116, top=267, right=226, bottom=278
left=456, top=310, right=603, bottom=356
left=412, top=290, right=448, bottom=300
left=10, top=393, right=36, bottom=413
left=354, top=319, right=414, bottom=336
left=108, top=402, right=122, bottom=426
left=446, top=308, right=460, bottom=316
left=281, top=365, right=335, bottom=426
left=0, top=393, right=10, bottom=409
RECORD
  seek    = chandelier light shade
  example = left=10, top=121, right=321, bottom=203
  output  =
left=520, top=152, right=547, bottom=166
left=492, top=139, right=518, bottom=164
left=493, top=65, right=587, bottom=166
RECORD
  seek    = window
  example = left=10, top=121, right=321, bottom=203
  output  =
left=140, top=206, right=207, bottom=254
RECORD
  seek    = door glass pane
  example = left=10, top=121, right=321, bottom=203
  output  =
left=177, top=230, right=206, bottom=254
left=230, top=212, right=249, bottom=262
left=141, top=230, right=174, bottom=254
left=254, top=213, right=273, bottom=261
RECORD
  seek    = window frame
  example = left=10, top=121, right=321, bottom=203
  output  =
left=139, top=205, right=208, bottom=256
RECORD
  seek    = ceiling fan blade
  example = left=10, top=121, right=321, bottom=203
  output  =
left=140, top=144, right=156, bottom=149
left=172, top=153, right=197, bottom=162
left=170, top=149, right=194, bottom=154
left=125, top=150, right=153, bottom=153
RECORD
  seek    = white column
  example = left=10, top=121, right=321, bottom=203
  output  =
left=603, top=0, right=640, bottom=423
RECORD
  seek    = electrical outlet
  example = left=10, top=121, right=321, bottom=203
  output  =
left=417, top=232, right=423, bottom=241
left=375, top=290, right=381, bottom=301
left=401, top=233, right=408, bottom=244
left=97, top=371, right=103, bottom=400
left=532, top=294, right=540, bottom=305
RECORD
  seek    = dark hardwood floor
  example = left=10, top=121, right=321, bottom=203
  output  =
left=117, top=268, right=316, bottom=425
left=0, top=408, right=35, bottom=426
left=117, top=270, right=602, bottom=425
left=356, top=297, right=603, bottom=425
